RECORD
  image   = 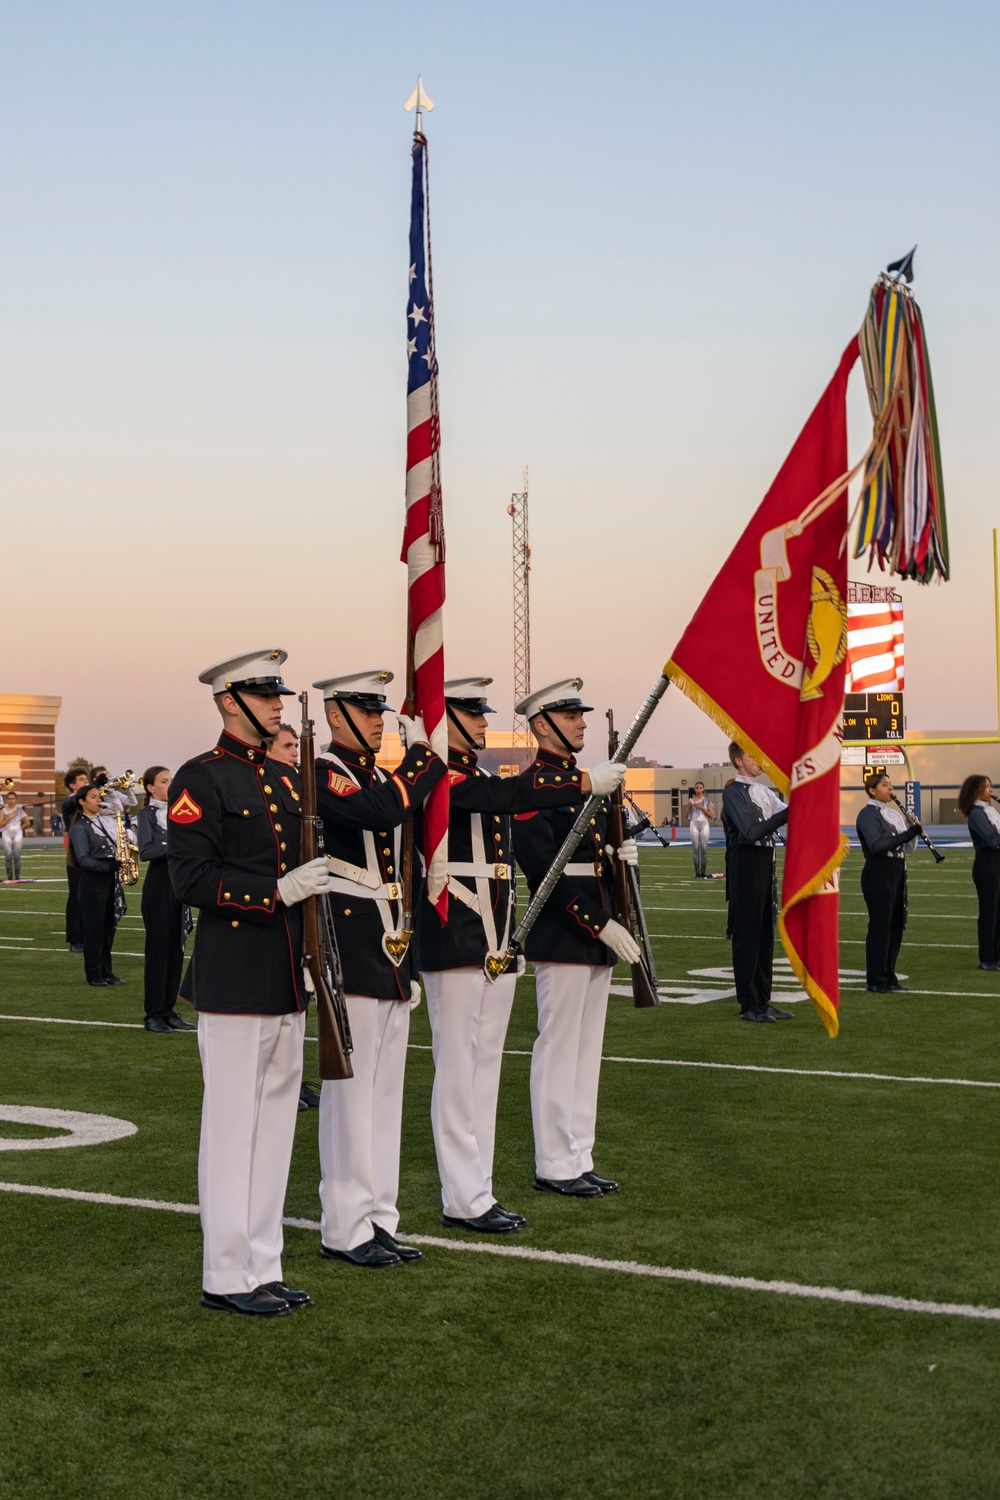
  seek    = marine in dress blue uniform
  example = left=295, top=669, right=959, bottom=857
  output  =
left=312, top=671, right=444, bottom=1269
left=417, top=678, right=624, bottom=1233
left=168, top=649, right=337, bottom=1318
left=511, top=680, right=636, bottom=1198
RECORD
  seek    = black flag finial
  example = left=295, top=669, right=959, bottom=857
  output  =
left=886, top=246, right=916, bottom=283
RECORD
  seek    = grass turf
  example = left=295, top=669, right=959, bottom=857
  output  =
left=0, top=845, right=998, bottom=1498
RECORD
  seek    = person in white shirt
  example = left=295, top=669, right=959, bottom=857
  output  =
left=687, top=781, right=714, bottom=878
left=1, top=791, right=31, bottom=881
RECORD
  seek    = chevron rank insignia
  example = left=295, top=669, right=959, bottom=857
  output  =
left=327, top=771, right=360, bottom=797
left=169, top=790, right=203, bottom=824
left=447, top=770, right=467, bottom=786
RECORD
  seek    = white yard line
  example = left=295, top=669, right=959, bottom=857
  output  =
left=0, top=1179, right=996, bottom=1323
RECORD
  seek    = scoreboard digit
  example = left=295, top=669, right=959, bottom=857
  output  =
left=842, top=692, right=904, bottom=742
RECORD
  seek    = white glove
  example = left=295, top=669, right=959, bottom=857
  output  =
left=601, top=918, right=641, bottom=965
left=277, top=857, right=335, bottom=906
left=396, top=712, right=429, bottom=748
left=616, top=838, right=639, bottom=867
left=587, top=760, right=626, bottom=797
left=409, top=981, right=422, bottom=1010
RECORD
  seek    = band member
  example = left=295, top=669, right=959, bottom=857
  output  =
left=312, top=670, right=444, bottom=1269
left=856, top=771, right=919, bottom=994
left=137, top=766, right=193, bottom=1033
left=92, top=766, right=138, bottom=845
left=1, top=790, right=31, bottom=881
left=721, top=743, right=791, bottom=1022
left=62, top=769, right=89, bottom=950
left=958, top=776, right=1000, bottom=971
left=69, top=783, right=122, bottom=986
left=420, top=677, right=627, bottom=1230
left=513, top=679, right=639, bottom=1198
left=687, top=781, right=714, bottom=878
left=168, top=649, right=337, bottom=1318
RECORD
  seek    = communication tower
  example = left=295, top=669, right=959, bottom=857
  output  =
left=508, top=470, right=531, bottom=752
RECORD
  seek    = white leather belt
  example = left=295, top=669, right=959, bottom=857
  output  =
left=448, top=861, right=511, bottom=882
left=327, top=874, right=403, bottom=902
left=563, top=861, right=603, bottom=878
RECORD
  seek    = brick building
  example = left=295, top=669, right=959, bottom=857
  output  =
left=0, top=694, right=61, bottom=834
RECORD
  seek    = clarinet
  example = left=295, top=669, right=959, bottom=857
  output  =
left=890, top=793, right=945, bottom=864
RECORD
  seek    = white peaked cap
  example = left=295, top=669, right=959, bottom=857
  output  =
left=515, top=678, right=593, bottom=720
left=312, top=670, right=394, bottom=705
left=444, top=677, right=496, bottom=712
left=198, top=648, right=292, bottom=696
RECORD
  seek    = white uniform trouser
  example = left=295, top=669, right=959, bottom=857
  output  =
left=690, top=818, right=710, bottom=876
left=318, top=994, right=409, bottom=1251
left=530, top=963, right=612, bottom=1180
left=423, top=968, right=517, bottom=1219
left=197, top=1010, right=305, bottom=1295
left=2, top=827, right=23, bottom=880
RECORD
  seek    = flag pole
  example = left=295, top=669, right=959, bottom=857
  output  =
left=484, top=673, right=670, bottom=980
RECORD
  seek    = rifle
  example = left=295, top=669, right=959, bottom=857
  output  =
left=623, top=790, right=671, bottom=847
left=606, top=710, right=661, bottom=1009
left=486, top=672, right=670, bottom=981
left=298, top=691, right=354, bottom=1080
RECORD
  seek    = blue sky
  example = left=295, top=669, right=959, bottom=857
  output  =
left=1, top=2, right=997, bottom=770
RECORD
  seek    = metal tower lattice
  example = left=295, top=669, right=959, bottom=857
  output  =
left=508, top=470, right=531, bottom=752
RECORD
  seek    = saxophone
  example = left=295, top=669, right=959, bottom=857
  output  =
left=112, top=804, right=139, bottom=885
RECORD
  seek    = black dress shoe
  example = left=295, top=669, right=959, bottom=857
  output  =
left=493, top=1203, right=528, bottom=1226
left=106, top=975, right=126, bottom=986
left=165, top=1010, right=197, bottom=1030
left=582, top=1171, right=620, bottom=1194
left=866, top=985, right=890, bottom=994
left=979, top=962, right=1000, bottom=971
left=258, top=1280, right=314, bottom=1308
left=144, top=1016, right=174, bottom=1033
left=201, top=1288, right=291, bottom=1317
left=320, top=1237, right=402, bottom=1268
left=372, top=1223, right=424, bottom=1262
left=738, top=1009, right=775, bottom=1023
left=298, top=1082, right=321, bottom=1108
left=888, top=985, right=909, bottom=993
left=87, top=979, right=110, bottom=987
left=70, top=943, right=84, bottom=954
left=441, top=1206, right=521, bottom=1232
left=765, top=1005, right=795, bottom=1020
left=533, top=1176, right=602, bottom=1198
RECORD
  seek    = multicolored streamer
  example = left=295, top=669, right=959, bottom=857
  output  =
left=854, top=267, right=948, bottom=583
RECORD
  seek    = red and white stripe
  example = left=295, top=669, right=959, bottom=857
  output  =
left=403, top=381, right=449, bottom=918
left=845, top=600, right=904, bottom=693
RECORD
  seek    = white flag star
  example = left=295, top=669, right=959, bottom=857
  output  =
left=409, top=263, right=416, bottom=283
left=409, top=303, right=427, bottom=327
left=406, top=337, right=417, bottom=359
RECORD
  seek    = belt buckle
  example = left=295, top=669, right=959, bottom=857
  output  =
left=493, top=863, right=510, bottom=881
left=594, top=862, right=603, bottom=878
left=385, top=882, right=402, bottom=901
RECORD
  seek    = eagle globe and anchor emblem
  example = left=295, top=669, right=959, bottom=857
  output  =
left=754, top=522, right=847, bottom=702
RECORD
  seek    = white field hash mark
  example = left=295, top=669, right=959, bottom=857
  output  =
left=0, top=1180, right=996, bottom=1324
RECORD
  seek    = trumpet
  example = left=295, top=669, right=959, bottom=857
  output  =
left=98, top=770, right=137, bottom=794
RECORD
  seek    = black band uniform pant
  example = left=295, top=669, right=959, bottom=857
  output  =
left=78, top=869, right=117, bottom=983
left=729, top=844, right=776, bottom=1013
left=65, top=864, right=82, bottom=945
left=860, top=857, right=906, bottom=988
left=972, top=848, right=1000, bottom=966
left=141, top=858, right=185, bottom=1017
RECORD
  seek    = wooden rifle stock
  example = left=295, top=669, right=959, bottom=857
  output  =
left=606, top=710, right=660, bottom=1009
left=298, top=692, right=353, bottom=1080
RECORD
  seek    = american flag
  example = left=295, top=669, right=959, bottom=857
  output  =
left=401, top=130, right=449, bottom=918
left=845, top=583, right=904, bottom=693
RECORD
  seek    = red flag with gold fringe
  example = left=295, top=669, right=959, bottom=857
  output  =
left=666, top=339, right=859, bottom=1037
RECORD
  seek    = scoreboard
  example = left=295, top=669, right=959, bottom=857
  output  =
left=842, top=692, right=904, bottom=742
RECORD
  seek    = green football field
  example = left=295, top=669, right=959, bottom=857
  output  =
left=1, top=843, right=998, bottom=1499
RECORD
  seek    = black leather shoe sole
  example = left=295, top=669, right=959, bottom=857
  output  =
left=201, top=1290, right=292, bottom=1317
left=533, top=1177, right=602, bottom=1198
left=320, top=1243, right=402, bottom=1269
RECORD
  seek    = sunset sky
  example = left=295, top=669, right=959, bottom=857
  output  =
left=1, top=2, right=998, bottom=776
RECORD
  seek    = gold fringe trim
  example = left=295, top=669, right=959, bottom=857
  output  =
left=663, top=661, right=790, bottom=794
left=778, top=834, right=849, bottom=1039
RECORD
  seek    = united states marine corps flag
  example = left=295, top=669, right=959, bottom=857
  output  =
left=666, top=256, right=948, bottom=1037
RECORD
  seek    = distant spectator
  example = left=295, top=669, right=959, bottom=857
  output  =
left=137, top=767, right=194, bottom=1033
left=0, top=791, right=31, bottom=882
left=687, top=781, right=714, bottom=878
left=958, top=775, right=1000, bottom=973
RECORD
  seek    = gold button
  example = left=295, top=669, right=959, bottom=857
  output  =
left=258, top=767, right=264, bottom=776
left=462, top=756, right=468, bottom=764
left=554, top=776, right=562, bottom=782
left=590, top=818, right=596, bottom=826
left=494, top=816, right=501, bottom=823
left=562, top=760, right=568, bottom=767
left=264, top=785, right=272, bottom=793
left=344, top=908, right=352, bottom=916
left=270, top=803, right=278, bottom=812
left=275, top=823, right=282, bottom=831
left=244, top=894, right=250, bottom=901
left=407, top=772, right=414, bottom=779
left=379, top=831, right=387, bottom=837
left=231, top=920, right=239, bottom=928
left=263, top=898, right=270, bottom=906
left=383, top=847, right=391, bottom=856
left=280, top=863, right=287, bottom=872
left=497, top=849, right=504, bottom=857
left=280, top=842, right=286, bottom=851
left=572, top=904, right=579, bottom=910
left=243, top=809, right=249, bottom=817
left=359, top=757, right=367, bottom=766
left=248, top=751, right=255, bottom=760
left=386, top=865, right=394, bottom=875
left=224, top=891, right=231, bottom=899
left=417, top=759, right=424, bottom=766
